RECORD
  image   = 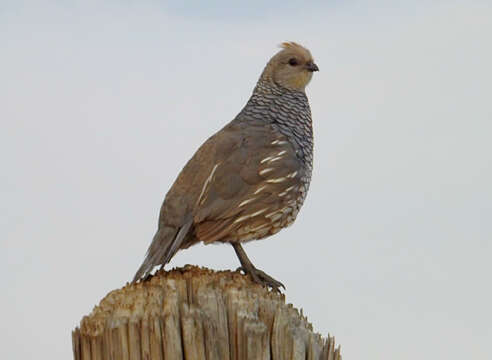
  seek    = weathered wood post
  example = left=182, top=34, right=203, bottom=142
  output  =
left=72, top=265, right=341, bottom=360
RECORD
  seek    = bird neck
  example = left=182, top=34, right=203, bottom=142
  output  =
left=242, top=78, right=313, bottom=127
left=253, top=77, right=295, bottom=97
left=244, top=80, right=311, bottom=129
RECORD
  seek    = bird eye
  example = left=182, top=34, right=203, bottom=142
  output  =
left=288, top=58, right=298, bottom=66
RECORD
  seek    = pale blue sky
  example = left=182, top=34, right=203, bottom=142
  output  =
left=1, top=1, right=491, bottom=359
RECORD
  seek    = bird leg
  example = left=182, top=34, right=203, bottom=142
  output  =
left=232, top=243, right=285, bottom=291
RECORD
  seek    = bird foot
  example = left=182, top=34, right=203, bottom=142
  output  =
left=236, top=266, right=285, bottom=291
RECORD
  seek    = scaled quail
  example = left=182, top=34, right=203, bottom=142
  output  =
left=134, top=42, right=319, bottom=290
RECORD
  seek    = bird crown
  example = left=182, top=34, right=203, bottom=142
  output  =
left=279, top=41, right=308, bottom=52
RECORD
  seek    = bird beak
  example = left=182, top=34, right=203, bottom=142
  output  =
left=306, top=61, right=319, bottom=72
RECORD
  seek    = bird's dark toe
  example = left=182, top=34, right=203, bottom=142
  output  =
left=253, top=268, right=285, bottom=291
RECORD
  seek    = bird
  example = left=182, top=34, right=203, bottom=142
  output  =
left=133, top=42, right=318, bottom=290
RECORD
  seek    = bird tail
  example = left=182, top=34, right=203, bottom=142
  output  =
left=132, top=218, right=193, bottom=283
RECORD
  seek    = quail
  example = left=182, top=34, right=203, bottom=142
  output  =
left=133, top=42, right=319, bottom=290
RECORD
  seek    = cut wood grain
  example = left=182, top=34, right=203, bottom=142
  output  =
left=73, top=266, right=341, bottom=360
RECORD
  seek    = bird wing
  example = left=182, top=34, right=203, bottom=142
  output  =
left=191, top=120, right=302, bottom=244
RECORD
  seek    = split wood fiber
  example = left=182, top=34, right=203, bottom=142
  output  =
left=73, top=266, right=341, bottom=360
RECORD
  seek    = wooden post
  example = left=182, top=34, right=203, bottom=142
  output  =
left=72, top=265, right=341, bottom=360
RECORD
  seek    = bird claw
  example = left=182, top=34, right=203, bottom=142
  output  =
left=236, top=266, right=285, bottom=291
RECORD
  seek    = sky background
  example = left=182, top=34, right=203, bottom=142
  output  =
left=1, top=1, right=491, bottom=359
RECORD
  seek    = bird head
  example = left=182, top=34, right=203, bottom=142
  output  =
left=261, top=42, right=319, bottom=92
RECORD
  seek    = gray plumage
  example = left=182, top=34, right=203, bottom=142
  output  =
left=133, top=42, right=318, bottom=289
